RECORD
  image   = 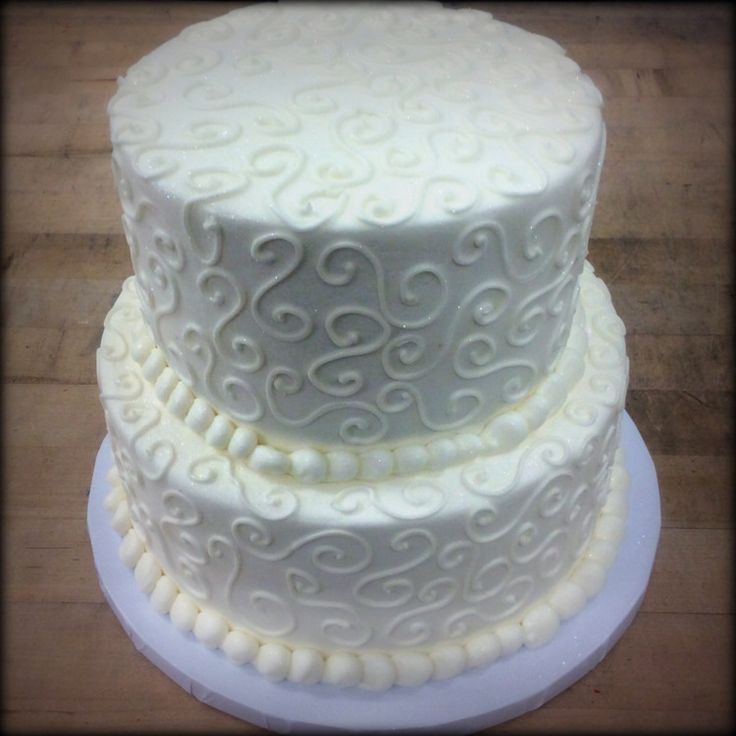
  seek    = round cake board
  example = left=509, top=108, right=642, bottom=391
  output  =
left=87, top=412, right=660, bottom=733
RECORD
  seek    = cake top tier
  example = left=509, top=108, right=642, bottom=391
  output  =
left=109, top=1, right=602, bottom=231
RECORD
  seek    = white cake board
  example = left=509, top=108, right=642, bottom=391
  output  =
left=88, top=412, right=660, bottom=733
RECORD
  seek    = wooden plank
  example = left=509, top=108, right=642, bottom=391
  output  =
left=500, top=708, right=732, bottom=734
left=4, top=326, right=104, bottom=385
left=655, top=455, right=734, bottom=529
left=4, top=446, right=103, bottom=519
left=2, top=0, right=240, bottom=24
left=4, top=155, right=113, bottom=193
left=3, top=121, right=110, bottom=156
left=638, top=529, right=732, bottom=614
left=626, top=389, right=733, bottom=456
left=1, top=600, right=258, bottom=734
left=604, top=96, right=730, bottom=131
left=2, top=233, right=130, bottom=280
left=2, top=192, right=120, bottom=235
left=608, top=283, right=732, bottom=336
left=487, top=3, right=732, bottom=41
left=627, top=335, right=733, bottom=392
left=594, top=169, right=731, bottom=241
left=561, top=612, right=733, bottom=713
left=4, top=518, right=101, bottom=604
left=605, top=120, right=731, bottom=164
left=590, top=238, right=733, bottom=287
left=594, top=66, right=733, bottom=99
left=3, top=384, right=106, bottom=447
left=3, top=278, right=120, bottom=330
left=3, top=81, right=114, bottom=124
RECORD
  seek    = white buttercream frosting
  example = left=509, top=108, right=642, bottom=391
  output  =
left=98, top=265, right=629, bottom=688
left=288, top=648, right=324, bottom=685
left=255, top=643, right=292, bottom=683
left=109, top=1, right=606, bottom=449
left=170, top=593, right=199, bottom=632
left=222, top=630, right=259, bottom=665
left=111, top=2, right=602, bottom=226
left=103, top=443, right=629, bottom=688
left=103, top=274, right=593, bottom=482
left=150, top=575, right=178, bottom=615
left=97, top=2, right=629, bottom=691
left=193, top=610, right=229, bottom=649
left=134, top=552, right=162, bottom=594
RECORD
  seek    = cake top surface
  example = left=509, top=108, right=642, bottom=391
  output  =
left=110, top=1, right=603, bottom=230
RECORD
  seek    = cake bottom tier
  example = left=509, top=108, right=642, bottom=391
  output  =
left=98, top=264, right=629, bottom=690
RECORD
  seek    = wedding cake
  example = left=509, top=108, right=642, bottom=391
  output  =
left=97, top=2, right=630, bottom=690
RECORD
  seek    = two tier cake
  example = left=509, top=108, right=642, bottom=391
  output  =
left=97, top=2, right=630, bottom=690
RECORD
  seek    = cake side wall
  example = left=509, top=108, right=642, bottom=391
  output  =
left=97, top=265, right=629, bottom=656
left=111, top=126, right=605, bottom=449
left=108, top=2, right=606, bottom=449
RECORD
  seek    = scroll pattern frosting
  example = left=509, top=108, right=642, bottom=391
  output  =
left=107, top=276, right=595, bottom=482
left=105, top=446, right=629, bottom=688
left=98, top=263, right=629, bottom=655
left=109, top=4, right=603, bottom=229
left=112, top=161, right=602, bottom=447
left=109, top=2, right=606, bottom=448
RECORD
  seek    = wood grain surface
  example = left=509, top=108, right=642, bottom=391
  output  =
left=3, top=2, right=733, bottom=733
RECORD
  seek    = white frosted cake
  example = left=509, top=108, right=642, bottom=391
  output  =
left=98, top=2, right=630, bottom=690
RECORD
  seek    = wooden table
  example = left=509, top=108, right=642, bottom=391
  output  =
left=3, top=2, right=732, bottom=732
